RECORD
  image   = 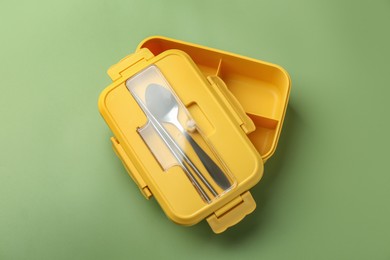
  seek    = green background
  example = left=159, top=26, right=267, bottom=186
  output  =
left=1, top=0, right=389, bottom=259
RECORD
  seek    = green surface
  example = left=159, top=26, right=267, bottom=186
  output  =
left=1, top=0, right=390, bottom=259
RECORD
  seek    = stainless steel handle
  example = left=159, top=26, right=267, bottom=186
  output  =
left=183, top=132, right=231, bottom=190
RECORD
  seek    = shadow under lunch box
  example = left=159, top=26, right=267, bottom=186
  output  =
left=98, top=36, right=291, bottom=233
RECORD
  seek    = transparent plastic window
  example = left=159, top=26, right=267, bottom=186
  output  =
left=125, top=65, right=235, bottom=203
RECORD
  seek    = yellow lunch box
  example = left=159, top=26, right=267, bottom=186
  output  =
left=98, top=36, right=290, bottom=233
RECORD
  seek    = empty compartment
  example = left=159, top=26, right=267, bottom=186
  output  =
left=246, top=114, right=279, bottom=159
left=217, top=58, right=289, bottom=120
left=138, top=37, right=290, bottom=160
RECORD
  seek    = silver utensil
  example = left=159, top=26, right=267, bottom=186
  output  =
left=128, top=85, right=215, bottom=203
left=145, top=84, right=231, bottom=190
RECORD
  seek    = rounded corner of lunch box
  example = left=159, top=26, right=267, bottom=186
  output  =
left=162, top=204, right=204, bottom=227
left=276, top=64, right=292, bottom=88
left=98, top=82, right=125, bottom=122
left=247, top=152, right=264, bottom=187
left=98, top=86, right=111, bottom=117
left=136, top=35, right=166, bottom=50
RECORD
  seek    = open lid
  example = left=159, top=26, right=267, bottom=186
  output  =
left=137, top=36, right=291, bottom=162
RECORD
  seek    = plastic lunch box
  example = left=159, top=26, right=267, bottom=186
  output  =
left=98, top=36, right=290, bottom=233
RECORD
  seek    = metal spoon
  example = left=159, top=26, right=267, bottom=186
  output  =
left=145, top=83, right=231, bottom=190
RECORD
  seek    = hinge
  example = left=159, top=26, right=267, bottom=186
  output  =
left=107, top=48, right=154, bottom=81
left=207, top=75, right=255, bottom=134
left=207, top=191, right=256, bottom=233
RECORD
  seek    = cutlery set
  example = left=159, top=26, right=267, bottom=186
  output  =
left=126, top=66, right=232, bottom=203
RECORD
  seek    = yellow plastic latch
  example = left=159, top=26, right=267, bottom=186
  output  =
left=111, top=137, right=152, bottom=199
left=207, top=75, right=256, bottom=134
left=107, top=48, right=154, bottom=81
left=206, top=191, right=256, bottom=233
